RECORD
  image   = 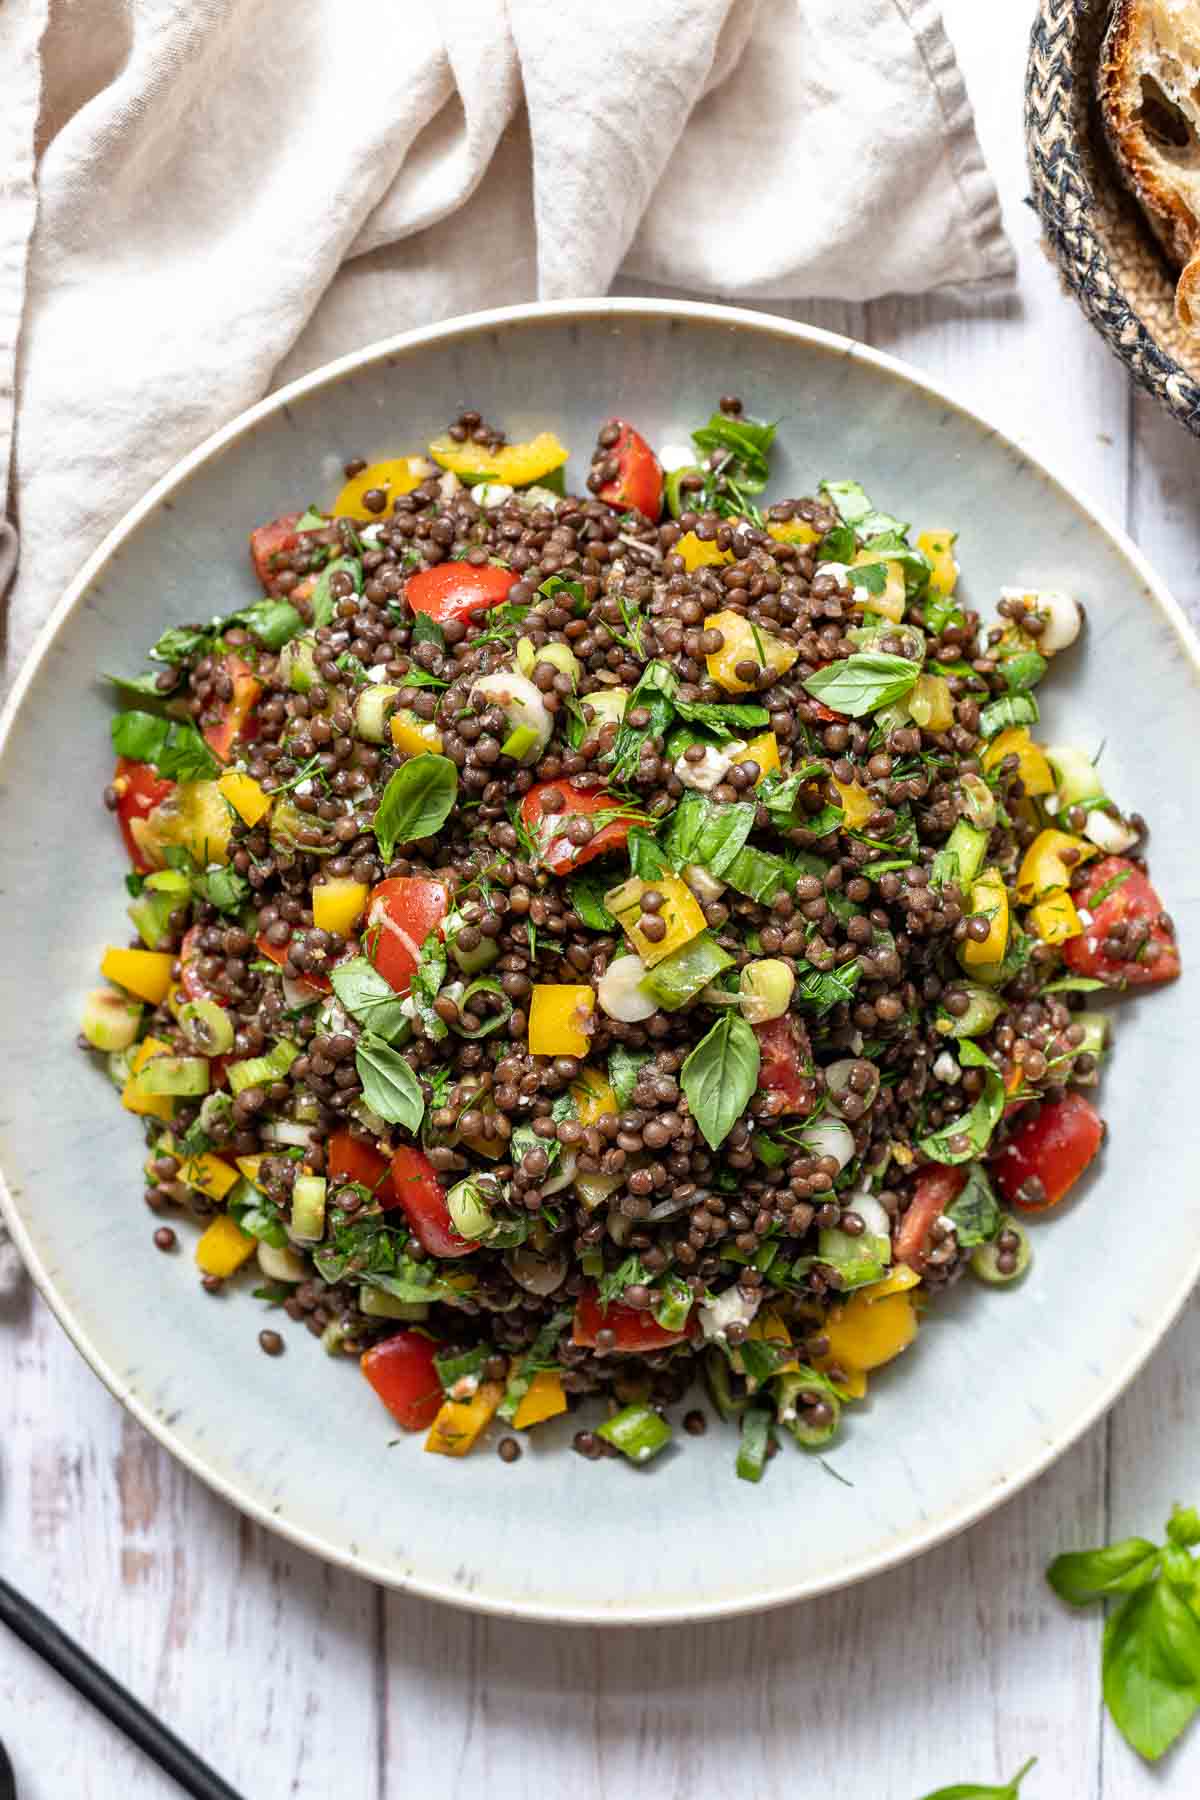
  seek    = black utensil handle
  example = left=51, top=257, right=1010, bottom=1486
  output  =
left=0, top=1576, right=244, bottom=1800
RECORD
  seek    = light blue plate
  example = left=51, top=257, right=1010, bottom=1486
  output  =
left=1, top=300, right=1196, bottom=1623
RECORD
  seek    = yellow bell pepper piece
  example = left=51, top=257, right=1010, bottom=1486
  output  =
left=570, top=1066, right=619, bottom=1125
left=767, top=519, right=819, bottom=545
left=744, top=1308, right=800, bottom=1378
left=1029, top=888, right=1083, bottom=945
left=851, top=550, right=906, bottom=622
left=1015, top=829, right=1097, bottom=903
left=427, top=431, right=569, bottom=488
left=332, top=455, right=433, bottom=521
left=236, top=1155, right=265, bottom=1189
left=179, top=1153, right=239, bottom=1202
left=812, top=1355, right=868, bottom=1400
left=528, top=985, right=594, bottom=1057
left=823, top=1288, right=918, bottom=1373
left=907, top=673, right=955, bottom=733
left=390, top=710, right=444, bottom=756
left=742, top=730, right=781, bottom=782
left=121, top=1036, right=175, bottom=1121
left=675, top=530, right=732, bottom=572
left=217, top=769, right=272, bottom=827
left=962, top=866, right=1010, bottom=968
left=704, top=610, right=798, bottom=694
left=512, top=1371, right=569, bottom=1430
left=195, top=1213, right=257, bottom=1279
left=916, top=529, right=959, bottom=598
left=860, top=1264, right=921, bottom=1302
left=425, top=1379, right=505, bottom=1457
left=101, top=946, right=175, bottom=1005
left=981, top=727, right=1054, bottom=797
left=607, top=874, right=707, bottom=968
left=832, top=776, right=874, bottom=829
left=312, top=877, right=369, bottom=937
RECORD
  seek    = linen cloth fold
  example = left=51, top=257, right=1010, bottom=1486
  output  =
left=1, top=0, right=1012, bottom=686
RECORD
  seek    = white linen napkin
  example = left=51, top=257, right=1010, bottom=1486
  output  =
left=1, top=0, right=1011, bottom=684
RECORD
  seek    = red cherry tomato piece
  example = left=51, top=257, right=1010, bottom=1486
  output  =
left=387, top=1145, right=474, bottom=1258
left=572, top=1287, right=690, bottom=1351
left=893, top=1164, right=966, bottom=1270
left=178, top=924, right=222, bottom=1004
left=361, top=1331, right=444, bottom=1431
left=253, top=932, right=333, bottom=995
left=754, top=1016, right=813, bottom=1113
left=112, top=758, right=175, bottom=874
left=991, top=1091, right=1104, bottom=1212
left=595, top=421, right=663, bottom=520
left=365, top=878, right=451, bottom=995
left=202, top=653, right=262, bottom=763
left=519, top=780, right=635, bottom=875
left=249, top=512, right=301, bottom=595
left=327, top=1129, right=395, bottom=1206
left=404, top=561, right=517, bottom=627
left=1062, top=856, right=1181, bottom=988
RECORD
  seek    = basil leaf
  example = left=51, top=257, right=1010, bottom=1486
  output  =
left=723, top=843, right=800, bottom=906
left=671, top=699, right=770, bottom=740
left=354, top=1033, right=425, bottom=1133
left=373, top=754, right=457, bottom=863
left=681, top=1012, right=760, bottom=1150
left=110, top=711, right=220, bottom=782
left=393, top=667, right=448, bottom=691
left=232, top=598, right=304, bottom=650
left=944, top=1163, right=1001, bottom=1248
left=105, top=671, right=170, bottom=702
left=923, top=590, right=967, bottom=636
left=151, top=624, right=213, bottom=665
left=409, top=931, right=448, bottom=1044
left=610, top=660, right=677, bottom=783
left=794, top=962, right=860, bottom=1016
left=598, top=1253, right=652, bottom=1307
left=817, top=523, right=857, bottom=564
left=916, top=1044, right=1004, bottom=1163
left=608, top=1045, right=650, bottom=1109
left=979, top=693, right=1039, bottom=738
left=194, top=867, right=250, bottom=915
left=998, top=648, right=1048, bottom=695
left=568, top=872, right=617, bottom=931
left=661, top=791, right=756, bottom=876
left=803, top=653, right=921, bottom=718
left=1048, top=1539, right=1163, bottom=1606
left=819, top=478, right=875, bottom=527
left=295, top=506, right=327, bottom=530
left=1168, top=1507, right=1200, bottom=1550
left=411, top=612, right=446, bottom=649
left=311, top=555, right=361, bottom=629
left=1103, top=1578, right=1200, bottom=1762
left=915, top=1762, right=1037, bottom=1800
left=691, top=413, right=776, bottom=492
left=331, top=957, right=409, bottom=1044
left=627, top=826, right=669, bottom=880
left=1040, top=975, right=1106, bottom=995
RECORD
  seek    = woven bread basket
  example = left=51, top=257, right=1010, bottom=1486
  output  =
left=1026, top=0, right=1200, bottom=435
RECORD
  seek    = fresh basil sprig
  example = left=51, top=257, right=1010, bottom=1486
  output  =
left=803, top=653, right=921, bottom=719
left=373, top=753, right=457, bottom=863
left=609, top=660, right=677, bottom=783
left=681, top=1011, right=760, bottom=1150
left=110, top=711, right=220, bottom=782
left=914, top=1759, right=1036, bottom=1800
left=671, top=698, right=770, bottom=739
left=354, top=1032, right=425, bottom=1133
left=916, top=1041, right=1004, bottom=1163
left=331, top=957, right=409, bottom=1043
left=943, top=1162, right=1002, bottom=1248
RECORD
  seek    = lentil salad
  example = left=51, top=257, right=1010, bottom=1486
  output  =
left=84, top=400, right=1181, bottom=1480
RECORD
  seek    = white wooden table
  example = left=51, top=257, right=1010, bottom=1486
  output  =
left=4, top=11, right=1199, bottom=1797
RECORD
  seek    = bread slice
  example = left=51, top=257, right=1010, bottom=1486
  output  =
left=1098, top=0, right=1200, bottom=330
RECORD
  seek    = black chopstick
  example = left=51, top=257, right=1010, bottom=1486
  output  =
left=0, top=1575, right=244, bottom=1800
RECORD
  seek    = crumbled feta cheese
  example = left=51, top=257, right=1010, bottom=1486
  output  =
left=294, top=779, right=314, bottom=796
left=658, top=442, right=697, bottom=472
left=366, top=663, right=388, bottom=683
left=1077, top=907, right=1093, bottom=927
left=699, top=1285, right=762, bottom=1343
left=932, top=1050, right=961, bottom=1085
left=358, top=523, right=383, bottom=544
left=1044, top=794, right=1060, bottom=815
left=673, top=740, right=747, bottom=793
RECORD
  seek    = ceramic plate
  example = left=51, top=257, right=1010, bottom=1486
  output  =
left=2, top=301, right=1196, bottom=1624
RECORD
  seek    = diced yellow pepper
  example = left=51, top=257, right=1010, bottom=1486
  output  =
left=704, top=610, right=798, bottom=694
left=332, top=455, right=433, bottom=521
left=742, top=730, right=781, bottom=782
left=962, top=866, right=1010, bottom=968
left=916, top=529, right=959, bottom=598
left=852, top=550, right=906, bottom=622
left=813, top=1355, right=868, bottom=1400
left=236, top=1155, right=265, bottom=1189
left=744, top=1308, right=800, bottom=1378
left=607, top=874, right=707, bottom=968
left=860, top=1264, right=921, bottom=1302
left=907, top=673, right=955, bottom=733
left=121, top=1036, right=175, bottom=1121
left=981, top=727, right=1054, bottom=797
left=512, top=1371, right=569, bottom=1430
left=179, top=1153, right=239, bottom=1202
left=832, top=777, right=874, bottom=829
left=528, top=985, right=594, bottom=1057
left=425, top=1379, right=505, bottom=1457
left=675, top=530, right=732, bottom=572
left=390, top=710, right=444, bottom=756
left=823, top=1288, right=918, bottom=1373
left=1016, top=829, right=1097, bottom=903
left=217, top=769, right=272, bottom=827
left=570, top=1066, right=619, bottom=1125
left=1029, top=888, right=1083, bottom=945
left=312, top=877, right=369, bottom=936
left=101, top=947, right=175, bottom=1005
left=767, top=519, right=819, bottom=546
left=128, top=780, right=231, bottom=870
left=427, top=431, right=569, bottom=488
left=195, top=1213, right=257, bottom=1279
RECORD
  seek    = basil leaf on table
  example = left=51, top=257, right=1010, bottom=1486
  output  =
left=330, top=957, right=409, bottom=1043
left=373, top=753, right=458, bottom=862
left=354, top=1032, right=425, bottom=1132
left=914, top=1760, right=1036, bottom=1800
left=916, top=1041, right=1005, bottom=1163
left=1047, top=1539, right=1162, bottom=1606
left=803, top=653, right=921, bottom=718
left=1102, top=1578, right=1200, bottom=1763
left=681, top=1011, right=760, bottom=1150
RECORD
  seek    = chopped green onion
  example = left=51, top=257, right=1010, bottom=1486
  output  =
left=228, top=1038, right=298, bottom=1095
left=358, top=1288, right=429, bottom=1321
left=451, top=977, right=513, bottom=1040
left=354, top=684, right=401, bottom=744
left=290, top=1174, right=327, bottom=1241
left=652, top=1274, right=693, bottom=1333
left=133, top=1054, right=210, bottom=1097
left=596, top=1403, right=673, bottom=1465
left=178, top=999, right=235, bottom=1056
left=501, top=723, right=540, bottom=760
left=81, top=988, right=142, bottom=1053
left=735, top=1405, right=774, bottom=1482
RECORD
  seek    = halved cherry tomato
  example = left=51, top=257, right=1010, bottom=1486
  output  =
left=327, top=1129, right=395, bottom=1205
left=520, top=780, right=635, bottom=875
left=203, top=653, right=262, bottom=763
left=254, top=931, right=333, bottom=995
left=179, top=925, right=219, bottom=1003
left=365, top=877, right=451, bottom=994
left=387, top=1145, right=473, bottom=1258
left=1063, top=856, right=1181, bottom=988
left=595, top=421, right=663, bottom=520
left=991, top=1091, right=1104, bottom=1211
left=361, top=1331, right=444, bottom=1431
left=572, top=1286, right=690, bottom=1350
left=807, top=699, right=847, bottom=724
left=249, top=512, right=301, bottom=595
left=404, top=562, right=517, bottom=627
left=112, top=758, right=175, bottom=873
left=754, top=1016, right=814, bottom=1113
left=894, top=1163, right=965, bottom=1270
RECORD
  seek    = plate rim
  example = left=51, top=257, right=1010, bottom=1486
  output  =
left=2, top=295, right=1197, bottom=1625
